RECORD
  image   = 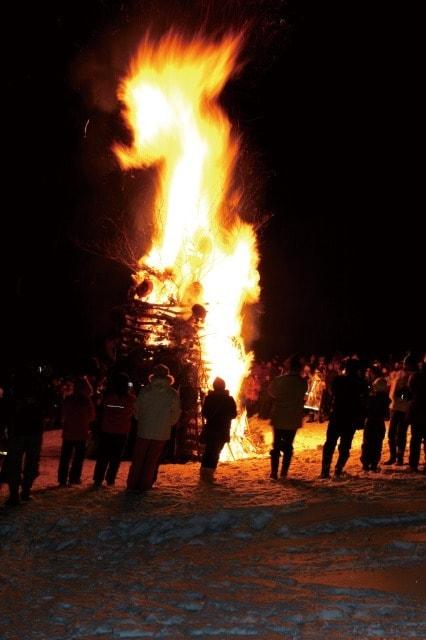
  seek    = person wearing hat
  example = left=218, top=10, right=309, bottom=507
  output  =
left=360, top=367, right=390, bottom=471
left=199, top=377, right=237, bottom=483
left=127, top=364, right=181, bottom=492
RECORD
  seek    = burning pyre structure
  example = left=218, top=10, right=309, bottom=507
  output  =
left=110, top=31, right=262, bottom=462
left=119, top=276, right=209, bottom=462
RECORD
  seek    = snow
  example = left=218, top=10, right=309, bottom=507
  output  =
left=0, top=418, right=425, bottom=639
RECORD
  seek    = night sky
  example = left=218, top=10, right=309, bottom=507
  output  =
left=1, top=1, right=423, bottom=371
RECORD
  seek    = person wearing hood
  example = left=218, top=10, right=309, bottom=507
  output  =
left=199, top=377, right=237, bottom=483
left=360, top=367, right=390, bottom=471
left=126, top=364, right=181, bottom=492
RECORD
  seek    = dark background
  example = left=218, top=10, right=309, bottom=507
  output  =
left=1, top=0, right=423, bottom=370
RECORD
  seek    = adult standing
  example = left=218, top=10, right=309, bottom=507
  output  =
left=4, top=366, right=46, bottom=505
left=57, top=377, right=95, bottom=486
left=200, top=377, right=237, bottom=483
left=127, top=365, right=181, bottom=492
left=93, top=372, right=135, bottom=488
left=268, top=355, right=308, bottom=480
left=385, top=355, right=416, bottom=465
left=320, top=359, right=368, bottom=479
left=360, top=369, right=390, bottom=471
left=408, top=359, right=426, bottom=473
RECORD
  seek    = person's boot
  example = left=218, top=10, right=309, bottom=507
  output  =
left=280, top=455, right=292, bottom=479
left=200, top=467, right=215, bottom=484
left=320, top=452, right=332, bottom=479
left=20, top=487, right=32, bottom=502
left=5, top=491, right=21, bottom=507
left=384, top=444, right=396, bottom=465
left=270, top=450, right=279, bottom=480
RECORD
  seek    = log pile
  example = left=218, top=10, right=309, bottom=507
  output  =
left=118, top=287, right=209, bottom=462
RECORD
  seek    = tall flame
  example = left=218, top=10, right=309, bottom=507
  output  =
left=114, top=32, right=260, bottom=456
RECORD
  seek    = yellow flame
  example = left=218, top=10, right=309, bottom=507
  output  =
left=114, top=32, right=260, bottom=458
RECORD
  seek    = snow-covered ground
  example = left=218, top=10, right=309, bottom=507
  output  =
left=1, top=419, right=425, bottom=639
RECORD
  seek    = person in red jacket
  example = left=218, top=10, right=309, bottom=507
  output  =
left=93, top=372, right=135, bottom=488
left=57, top=377, right=95, bottom=486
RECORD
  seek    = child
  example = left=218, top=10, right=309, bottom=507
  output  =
left=361, top=369, right=390, bottom=472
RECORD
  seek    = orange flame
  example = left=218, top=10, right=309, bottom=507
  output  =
left=114, top=32, right=260, bottom=459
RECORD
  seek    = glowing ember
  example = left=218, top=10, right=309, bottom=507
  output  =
left=114, top=32, right=260, bottom=459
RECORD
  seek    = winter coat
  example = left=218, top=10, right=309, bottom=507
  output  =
left=202, top=390, right=237, bottom=443
left=268, top=373, right=308, bottom=430
left=135, top=378, right=181, bottom=441
left=330, top=374, right=368, bottom=427
left=62, top=393, right=96, bottom=441
left=367, top=391, right=390, bottom=421
left=100, top=392, right=135, bottom=435
left=409, top=369, right=426, bottom=423
left=304, top=372, right=325, bottom=411
left=390, top=371, right=412, bottom=413
left=10, top=394, right=45, bottom=437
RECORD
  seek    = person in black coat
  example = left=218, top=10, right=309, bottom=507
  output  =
left=200, top=377, right=237, bottom=483
left=408, top=360, right=426, bottom=473
left=320, top=359, right=368, bottom=478
left=4, top=366, right=46, bottom=506
left=360, top=369, right=390, bottom=471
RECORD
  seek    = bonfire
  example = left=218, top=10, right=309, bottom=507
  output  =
left=114, top=32, right=261, bottom=461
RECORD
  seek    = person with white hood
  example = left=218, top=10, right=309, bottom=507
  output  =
left=126, top=364, right=181, bottom=492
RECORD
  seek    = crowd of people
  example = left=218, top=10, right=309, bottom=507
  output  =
left=0, top=350, right=425, bottom=507
left=243, top=352, right=426, bottom=479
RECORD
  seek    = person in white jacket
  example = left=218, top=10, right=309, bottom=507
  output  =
left=127, top=365, right=181, bottom=492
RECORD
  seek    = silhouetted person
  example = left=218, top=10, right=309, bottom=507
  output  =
left=199, top=377, right=237, bottom=483
left=360, top=369, right=390, bottom=471
left=93, top=372, right=135, bottom=488
left=4, top=367, right=46, bottom=506
left=321, top=360, right=341, bottom=421
left=408, top=360, right=426, bottom=473
left=385, top=355, right=416, bottom=465
left=57, top=377, right=95, bottom=486
left=320, top=359, right=368, bottom=479
left=127, top=365, right=181, bottom=492
left=268, top=355, right=308, bottom=480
